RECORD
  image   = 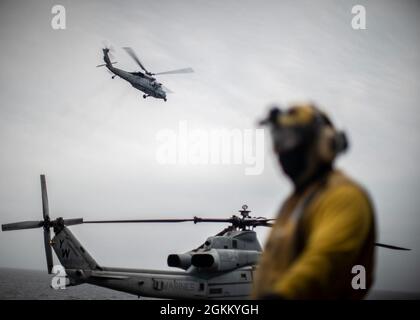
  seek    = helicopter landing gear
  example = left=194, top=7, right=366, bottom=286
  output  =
left=164, top=98, right=167, bottom=102
left=112, top=75, right=116, bottom=79
left=143, top=94, right=149, bottom=99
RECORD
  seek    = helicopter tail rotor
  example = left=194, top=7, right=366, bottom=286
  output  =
left=1, top=175, right=84, bottom=274
left=97, top=41, right=118, bottom=68
left=101, top=40, right=115, bottom=54
left=40, top=174, right=53, bottom=274
left=1, top=220, right=44, bottom=231
left=98, top=43, right=118, bottom=69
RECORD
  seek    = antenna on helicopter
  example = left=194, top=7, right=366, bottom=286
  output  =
left=239, top=204, right=251, bottom=219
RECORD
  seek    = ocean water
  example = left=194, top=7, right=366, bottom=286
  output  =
left=1, top=268, right=419, bottom=300
left=0, top=268, right=137, bottom=300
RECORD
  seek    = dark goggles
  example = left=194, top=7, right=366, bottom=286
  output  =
left=259, top=107, right=319, bottom=153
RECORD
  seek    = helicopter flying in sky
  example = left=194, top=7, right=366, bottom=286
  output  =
left=1, top=175, right=411, bottom=299
left=97, top=47, right=194, bottom=101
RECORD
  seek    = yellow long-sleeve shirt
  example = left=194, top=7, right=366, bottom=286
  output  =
left=252, top=169, right=376, bottom=299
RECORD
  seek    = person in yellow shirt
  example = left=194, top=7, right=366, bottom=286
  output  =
left=252, top=103, right=376, bottom=299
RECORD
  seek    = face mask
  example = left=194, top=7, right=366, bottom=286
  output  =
left=260, top=105, right=342, bottom=187
left=278, top=143, right=309, bottom=181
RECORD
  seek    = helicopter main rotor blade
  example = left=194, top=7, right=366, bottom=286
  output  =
left=83, top=217, right=235, bottom=224
left=254, top=222, right=411, bottom=248
left=63, top=218, right=84, bottom=226
left=84, top=218, right=196, bottom=224
left=83, top=216, right=275, bottom=225
left=375, top=243, right=411, bottom=251
left=258, top=222, right=274, bottom=227
left=122, top=47, right=150, bottom=74
left=153, top=67, right=194, bottom=75
left=194, top=218, right=234, bottom=223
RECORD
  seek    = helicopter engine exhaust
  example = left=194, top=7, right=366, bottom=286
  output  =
left=191, top=253, right=215, bottom=268
left=190, top=249, right=261, bottom=272
left=167, top=253, right=192, bottom=270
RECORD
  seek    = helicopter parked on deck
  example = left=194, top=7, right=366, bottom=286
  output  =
left=1, top=175, right=411, bottom=299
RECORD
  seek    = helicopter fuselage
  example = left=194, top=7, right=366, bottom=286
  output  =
left=107, top=65, right=167, bottom=101
left=99, top=47, right=193, bottom=101
left=68, top=265, right=255, bottom=299
left=52, top=225, right=259, bottom=299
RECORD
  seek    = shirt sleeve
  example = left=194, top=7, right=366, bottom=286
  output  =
left=272, top=184, right=373, bottom=299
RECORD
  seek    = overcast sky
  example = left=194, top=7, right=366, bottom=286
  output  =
left=0, top=0, right=419, bottom=293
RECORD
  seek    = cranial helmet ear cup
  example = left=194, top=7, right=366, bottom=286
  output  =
left=317, top=127, right=349, bottom=162
left=317, top=126, right=336, bottom=162
left=332, top=131, right=348, bottom=154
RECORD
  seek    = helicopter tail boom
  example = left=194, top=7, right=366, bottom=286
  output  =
left=98, top=48, right=115, bottom=69
left=51, top=225, right=100, bottom=273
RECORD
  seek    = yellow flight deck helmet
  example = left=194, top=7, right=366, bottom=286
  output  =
left=260, top=103, right=348, bottom=188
